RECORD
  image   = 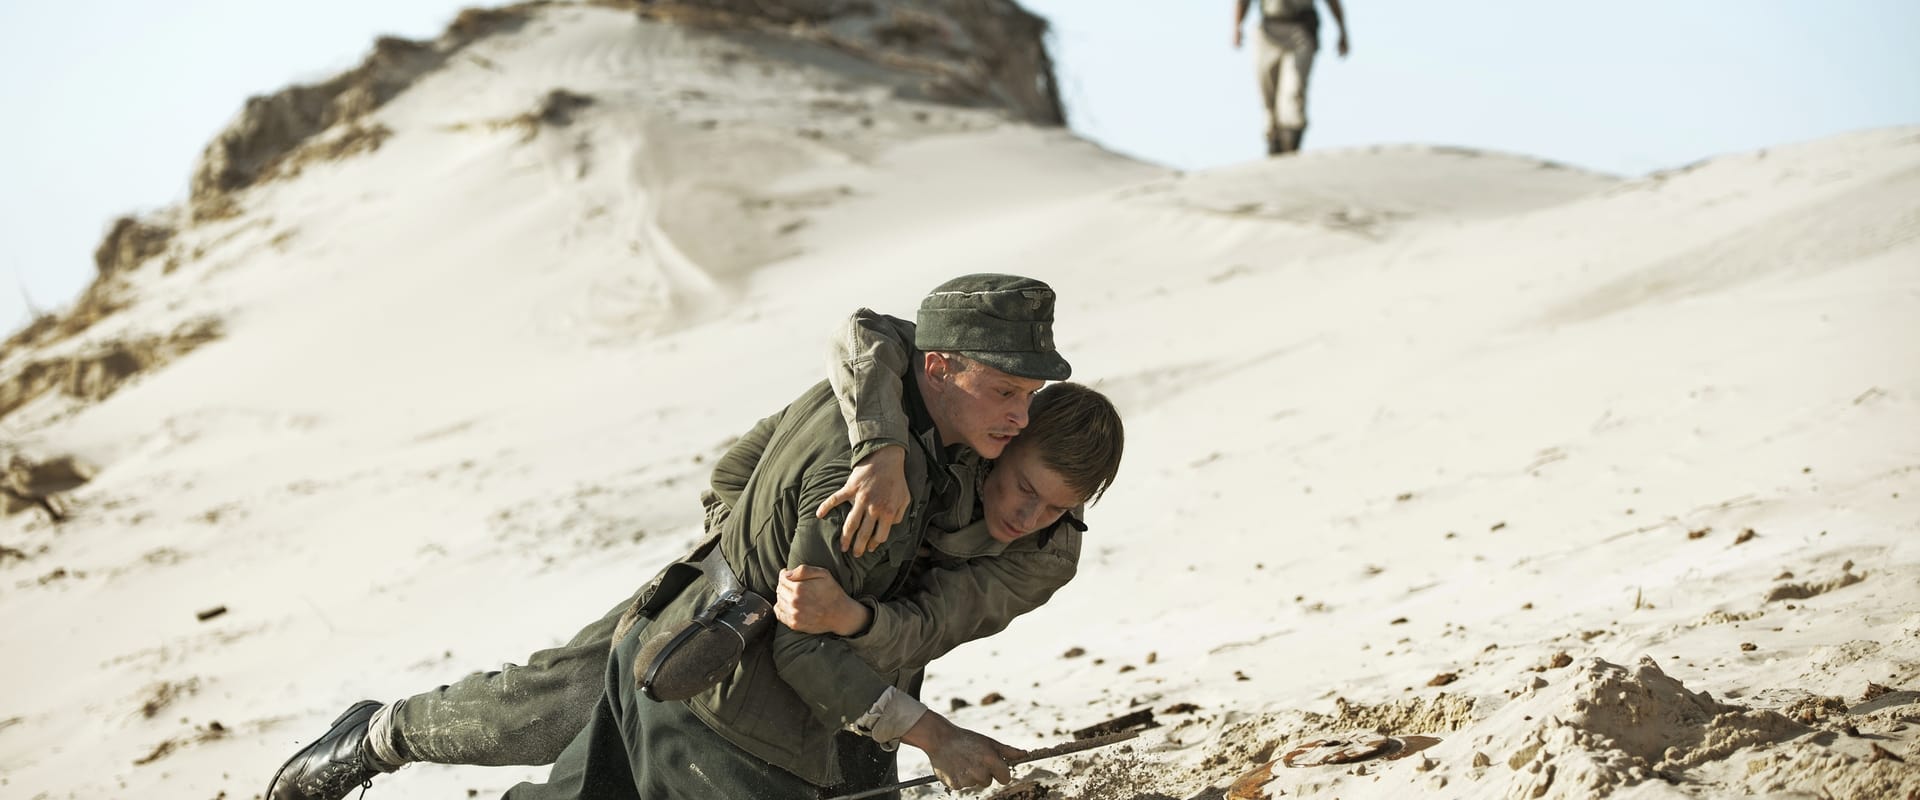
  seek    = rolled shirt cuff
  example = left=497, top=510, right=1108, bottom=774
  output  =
left=847, top=685, right=929, bottom=748
left=850, top=437, right=910, bottom=468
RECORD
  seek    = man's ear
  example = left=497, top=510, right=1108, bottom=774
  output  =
left=923, top=351, right=950, bottom=385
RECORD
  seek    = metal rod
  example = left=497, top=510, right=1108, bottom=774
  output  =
left=827, top=773, right=940, bottom=800
left=823, top=728, right=1143, bottom=800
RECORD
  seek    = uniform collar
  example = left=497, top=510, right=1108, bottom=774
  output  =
left=902, top=351, right=940, bottom=454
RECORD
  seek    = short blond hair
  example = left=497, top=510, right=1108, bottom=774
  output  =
left=1018, top=382, right=1123, bottom=505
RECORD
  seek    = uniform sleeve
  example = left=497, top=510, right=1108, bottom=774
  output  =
left=708, top=412, right=780, bottom=511
left=767, top=462, right=916, bottom=737
left=827, top=309, right=918, bottom=465
left=843, top=525, right=1080, bottom=676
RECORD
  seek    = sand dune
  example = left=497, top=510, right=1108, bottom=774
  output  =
left=1, top=4, right=1914, bottom=799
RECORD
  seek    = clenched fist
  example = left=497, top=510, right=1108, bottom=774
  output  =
left=775, top=565, right=869, bottom=637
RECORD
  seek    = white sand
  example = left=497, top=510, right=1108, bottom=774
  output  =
left=1, top=5, right=1915, bottom=799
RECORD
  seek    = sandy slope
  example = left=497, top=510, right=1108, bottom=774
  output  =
left=1, top=4, right=1915, bottom=799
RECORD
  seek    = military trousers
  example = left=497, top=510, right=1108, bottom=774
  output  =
left=387, top=589, right=642, bottom=766
left=1255, top=19, right=1318, bottom=133
left=502, top=614, right=900, bottom=800
left=383, top=584, right=901, bottom=797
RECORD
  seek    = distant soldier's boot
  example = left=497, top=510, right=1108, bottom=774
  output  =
left=266, top=701, right=400, bottom=800
left=1277, top=127, right=1304, bottom=155
left=1266, top=129, right=1284, bottom=156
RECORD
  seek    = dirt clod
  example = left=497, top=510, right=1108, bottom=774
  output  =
left=985, top=778, right=1051, bottom=799
left=1072, top=709, right=1156, bottom=740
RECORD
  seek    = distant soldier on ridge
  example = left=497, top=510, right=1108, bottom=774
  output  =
left=1233, top=0, right=1350, bottom=156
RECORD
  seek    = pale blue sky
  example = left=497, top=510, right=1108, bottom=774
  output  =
left=2, top=1, right=1916, bottom=334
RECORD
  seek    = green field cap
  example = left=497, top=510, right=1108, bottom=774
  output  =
left=916, top=273, right=1071, bottom=381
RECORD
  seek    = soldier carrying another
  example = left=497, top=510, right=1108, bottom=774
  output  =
left=267, top=274, right=1124, bottom=799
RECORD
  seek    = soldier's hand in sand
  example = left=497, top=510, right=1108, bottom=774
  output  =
left=903, top=712, right=1026, bottom=791
left=776, top=565, right=869, bottom=636
left=818, top=444, right=908, bottom=557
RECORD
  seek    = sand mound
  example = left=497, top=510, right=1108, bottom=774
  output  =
left=634, top=0, right=1064, bottom=126
left=1479, top=656, right=1918, bottom=800
left=1551, top=657, right=1790, bottom=765
left=5, top=0, right=1074, bottom=425
left=188, top=5, right=540, bottom=222
left=1207, top=658, right=1831, bottom=800
left=1472, top=658, right=1808, bottom=798
left=187, top=0, right=1064, bottom=227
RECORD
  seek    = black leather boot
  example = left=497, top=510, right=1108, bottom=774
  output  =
left=1266, top=130, right=1284, bottom=156
left=266, top=701, right=393, bottom=800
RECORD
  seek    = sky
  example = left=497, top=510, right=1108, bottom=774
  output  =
left=1, top=1, right=1916, bottom=335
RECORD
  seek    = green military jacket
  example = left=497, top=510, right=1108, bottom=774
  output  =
left=636, top=315, right=1080, bottom=787
left=849, top=507, right=1083, bottom=678
left=826, top=309, right=1085, bottom=675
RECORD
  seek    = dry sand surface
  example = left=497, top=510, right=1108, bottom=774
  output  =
left=2, top=3, right=1916, bottom=799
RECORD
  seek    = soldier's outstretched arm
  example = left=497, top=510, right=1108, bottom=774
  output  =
left=901, top=710, right=1026, bottom=791
left=771, top=465, right=1047, bottom=787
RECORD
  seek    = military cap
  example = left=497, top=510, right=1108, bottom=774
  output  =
left=915, top=274, right=1071, bottom=381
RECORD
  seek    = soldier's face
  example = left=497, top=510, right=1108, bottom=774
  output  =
left=928, top=355, right=1043, bottom=460
left=980, top=441, right=1082, bottom=544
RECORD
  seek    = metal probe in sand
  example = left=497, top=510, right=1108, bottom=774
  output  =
left=823, top=728, right=1144, bottom=800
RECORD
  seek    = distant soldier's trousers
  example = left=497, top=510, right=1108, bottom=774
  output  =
left=1256, top=20, right=1318, bottom=134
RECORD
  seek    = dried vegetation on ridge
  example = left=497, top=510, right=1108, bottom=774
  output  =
left=4, top=0, right=1068, bottom=428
